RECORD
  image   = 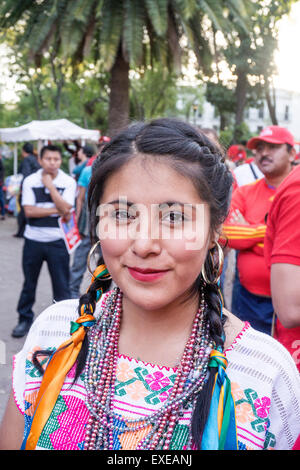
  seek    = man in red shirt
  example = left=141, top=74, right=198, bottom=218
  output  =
left=223, top=126, right=296, bottom=334
left=265, top=163, right=300, bottom=370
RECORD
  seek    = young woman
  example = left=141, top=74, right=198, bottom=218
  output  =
left=1, top=118, right=300, bottom=451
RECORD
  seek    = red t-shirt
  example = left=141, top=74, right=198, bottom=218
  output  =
left=86, top=155, right=97, bottom=167
left=265, top=165, right=300, bottom=371
left=223, top=178, right=276, bottom=296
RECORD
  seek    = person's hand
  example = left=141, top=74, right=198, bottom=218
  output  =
left=59, top=210, right=72, bottom=222
left=229, top=209, right=249, bottom=225
left=41, top=171, right=54, bottom=189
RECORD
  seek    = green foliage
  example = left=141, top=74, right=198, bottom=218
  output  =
left=0, top=0, right=296, bottom=135
left=3, top=155, right=14, bottom=176
left=204, top=0, right=297, bottom=133
left=206, top=82, right=235, bottom=114
left=130, top=64, right=179, bottom=120
left=219, top=122, right=252, bottom=149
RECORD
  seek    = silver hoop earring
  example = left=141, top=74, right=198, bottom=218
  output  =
left=201, top=241, right=224, bottom=285
left=87, top=240, right=112, bottom=280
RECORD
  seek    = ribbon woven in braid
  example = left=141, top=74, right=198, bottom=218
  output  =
left=20, top=265, right=109, bottom=450
left=201, top=349, right=238, bottom=450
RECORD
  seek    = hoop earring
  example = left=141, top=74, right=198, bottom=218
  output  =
left=87, top=240, right=112, bottom=280
left=201, top=241, right=224, bottom=285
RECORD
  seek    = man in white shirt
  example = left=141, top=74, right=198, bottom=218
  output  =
left=12, top=145, right=76, bottom=338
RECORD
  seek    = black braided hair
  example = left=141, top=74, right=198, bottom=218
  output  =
left=74, top=252, right=112, bottom=381
left=190, top=246, right=226, bottom=446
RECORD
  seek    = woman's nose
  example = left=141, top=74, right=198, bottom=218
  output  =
left=130, top=210, right=162, bottom=258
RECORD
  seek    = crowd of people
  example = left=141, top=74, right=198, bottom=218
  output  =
left=222, top=126, right=300, bottom=372
left=3, top=138, right=109, bottom=338
left=0, top=118, right=300, bottom=451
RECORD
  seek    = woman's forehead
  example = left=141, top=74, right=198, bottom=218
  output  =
left=100, top=156, right=205, bottom=206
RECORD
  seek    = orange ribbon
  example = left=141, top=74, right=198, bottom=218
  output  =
left=24, top=312, right=95, bottom=450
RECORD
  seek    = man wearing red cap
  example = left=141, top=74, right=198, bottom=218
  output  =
left=223, top=126, right=296, bottom=335
left=265, top=161, right=300, bottom=371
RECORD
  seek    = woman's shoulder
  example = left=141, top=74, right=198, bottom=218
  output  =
left=225, top=310, right=300, bottom=386
left=19, top=299, right=80, bottom=354
left=23, top=291, right=112, bottom=350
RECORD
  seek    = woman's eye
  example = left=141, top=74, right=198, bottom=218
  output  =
left=113, top=209, right=134, bottom=221
left=162, top=211, right=186, bottom=224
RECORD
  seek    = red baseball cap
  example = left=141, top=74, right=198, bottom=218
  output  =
left=247, top=126, right=298, bottom=149
left=227, top=145, right=246, bottom=162
left=99, top=135, right=110, bottom=144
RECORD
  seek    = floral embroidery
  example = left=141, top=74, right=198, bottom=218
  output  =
left=145, top=371, right=171, bottom=391
left=116, top=361, right=135, bottom=382
left=231, top=381, right=245, bottom=401
left=125, top=381, right=148, bottom=401
left=235, top=402, right=255, bottom=423
left=234, top=388, right=276, bottom=449
left=21, top=348, right=278, bottom=450
left=254, top=396, right=271, bottom=419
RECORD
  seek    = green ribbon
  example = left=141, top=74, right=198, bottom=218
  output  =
left=70, top=321, right=80, bottom=335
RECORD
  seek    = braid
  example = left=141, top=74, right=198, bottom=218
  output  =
left=191, top=246, right=227, bottom=449
left=73, top=255, right=112, bottom=381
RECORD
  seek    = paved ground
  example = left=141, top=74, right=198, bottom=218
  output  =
left=0, top=215, right=235, bottom=423
left=0, top=215, right=91, bottom=422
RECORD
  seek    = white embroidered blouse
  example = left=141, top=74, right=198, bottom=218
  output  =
left=12, top=295, right=300, bottom=450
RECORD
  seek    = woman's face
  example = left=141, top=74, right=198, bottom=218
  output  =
left=98, top=156, right=214, bottom=311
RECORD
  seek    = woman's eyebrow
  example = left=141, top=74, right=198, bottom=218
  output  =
left=159, top=201, right=193, bottom=207
left=106, top=198, right=134, bottom=206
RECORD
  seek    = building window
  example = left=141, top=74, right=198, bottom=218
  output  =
left=284, top=105, right=289, bottom=121
left=258, top=106, right=264, bottom=119
left=257, top=126, right=263, bottom=133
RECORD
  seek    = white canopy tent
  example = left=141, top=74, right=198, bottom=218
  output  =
left=0, top=119, right=101, bottom=175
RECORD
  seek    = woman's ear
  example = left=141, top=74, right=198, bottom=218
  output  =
left=208, top=230, right=220, bottom=250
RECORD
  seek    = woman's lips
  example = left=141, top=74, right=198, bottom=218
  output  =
left=127, top=266, right=170, bottom=282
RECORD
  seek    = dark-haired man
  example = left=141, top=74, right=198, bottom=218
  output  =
left=223, top=126, right=296, bottom=335
left=12, top=145, right=76, bottom=338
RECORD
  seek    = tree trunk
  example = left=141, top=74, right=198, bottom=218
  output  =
left=108, top=44, right=130, bottom=137
left=233, top=69, right=248, bottom=142
left=220, top=113, right=227, bottom=131
left=265, top=82, right=278, bottom=125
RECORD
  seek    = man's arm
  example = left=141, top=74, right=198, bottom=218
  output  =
left=265, top=171, right=300, bottom=328
left=271, top=263, right=300, bottom=328
left=222, top=188, right=266, bottom=250
left=23, top=205, right=59, bottom=218
left=42, top=173, right=73, bottom=216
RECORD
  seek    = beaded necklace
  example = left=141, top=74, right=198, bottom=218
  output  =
left=83, top=287, right=214, bottom=450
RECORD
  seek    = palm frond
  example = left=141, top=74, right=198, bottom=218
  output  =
left=145, top=0, right=168, bottom=36
left=174, top=0, right=198, bottom=20
left=184, top=14, right=213, bottom=74
left=123, top=0, right=147, bottom=66
left=99, top=0, right=124, bottom=70
left=0, top=0, right=33, bottom=28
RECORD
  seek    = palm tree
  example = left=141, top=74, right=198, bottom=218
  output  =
left=0, top=0, right=252, bottom=136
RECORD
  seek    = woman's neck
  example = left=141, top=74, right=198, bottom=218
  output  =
left=118, top=294, right=200, bottom=368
